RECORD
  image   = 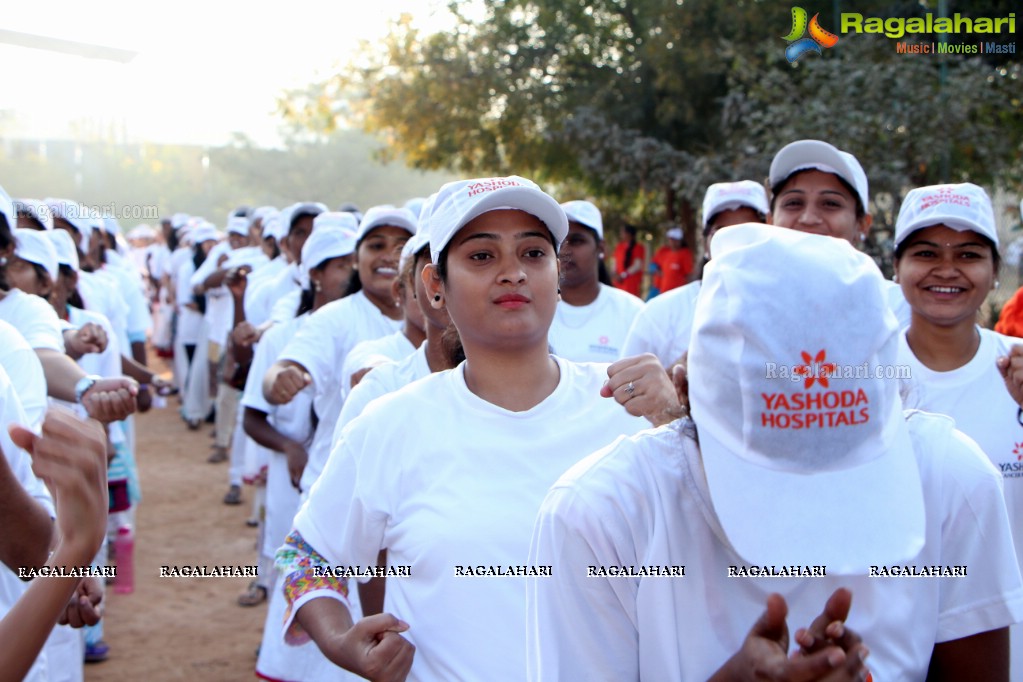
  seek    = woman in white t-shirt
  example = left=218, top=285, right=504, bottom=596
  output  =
left=622, top=180, right=768, bottom=368
left=529, top=224, right=1023, bottom=681
left=275, top=177, right=653, bottom=682
left=547, top=200, right=642, bottom=362
left=262, top=206, right=417, bottom=493
left=244, top=225, right=361, bottom=682
left=892, top=182, right=1023, bottom=678
left=766, top=139, right=911, bottom=328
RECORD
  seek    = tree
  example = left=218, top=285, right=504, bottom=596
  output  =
left=284, top=0, right=1022, bottom=252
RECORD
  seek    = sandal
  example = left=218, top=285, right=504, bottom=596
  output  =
left=237, top=582, right=267, bottom=607
left=223, top=484, right=242, bottom=505
left=207, top=446, right=228, bottom=463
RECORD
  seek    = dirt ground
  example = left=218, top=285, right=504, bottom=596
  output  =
left=85, top=381, right=270, bottom=681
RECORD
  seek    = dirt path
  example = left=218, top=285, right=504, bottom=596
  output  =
left=85, top=382, right=269, bottom=681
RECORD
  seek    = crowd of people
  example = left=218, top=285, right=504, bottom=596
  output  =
left=2, top=136, right=1023, bottom=681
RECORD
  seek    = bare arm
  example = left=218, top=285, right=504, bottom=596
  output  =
left=928, top=629, right=1009, bottom=682
left=0, top=451, right=53, bottom=573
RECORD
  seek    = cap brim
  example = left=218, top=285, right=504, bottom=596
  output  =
left=699, top=397, right=925, bottom=574
left=456, top=186, right=567, bottom=246
left=895, top=215, right=998, bottom=249
left=770, top=141, right=855, bottom=189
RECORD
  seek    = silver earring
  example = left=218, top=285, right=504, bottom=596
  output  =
left=433, top=294, right=441, bottom=302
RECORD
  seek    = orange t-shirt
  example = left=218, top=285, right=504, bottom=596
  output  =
left=653, top=246, right=693, bottom=292
left=613, top=241, right=646, bottom=298
left=996, top=287, right=1023, bottom=337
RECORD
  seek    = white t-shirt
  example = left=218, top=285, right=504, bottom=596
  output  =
left=101, top=254, right=151, bottom=342
left=331, top=343, right=432, bottom=449
left=242, top=314, right=315, bottom=446
left=175, top=259, right=204, bottom=346
left=527, top=413, right=1023, bottom=682
left=0, top=289, right=65, bottom=352
left=269, top=289, right=302, bottom=325
left=77, top=269, right=130, bottom=351
left=621, top=280, right=701, bottom=367
left=0, top=365, right=55, bottom=682
left=246, top=264, right=300, bottom=328
left=292, top=357, right=648, bottom=682
left=339, top=331, right=417, bottom=404
left=885, top=279, right=912, bottom=329
left=0, top=319, right=47, bottom=429
left=279, top=291, right=402, bottom=491
left=898, top=327, right=1023, bottom=676
left=548, top=284, right=643, bottom=363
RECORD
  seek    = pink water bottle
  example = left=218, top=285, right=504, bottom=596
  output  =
left=114, top=526, right=134, bottom=594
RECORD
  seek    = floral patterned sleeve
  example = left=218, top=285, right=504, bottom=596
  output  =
left=275, top=529, right=350, bottom=645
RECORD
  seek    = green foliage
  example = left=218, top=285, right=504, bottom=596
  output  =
left=285, top=0, right=1022, bottom=249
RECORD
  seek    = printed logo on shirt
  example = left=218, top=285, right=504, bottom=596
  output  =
left=997, top=443, right=1023, bottom=478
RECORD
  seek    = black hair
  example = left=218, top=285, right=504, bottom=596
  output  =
left=344, top=270, right=363, bottom=296
left=894, top=232, right=1001, bottom=273
left=704, top=209, right=767, bottom=235
left=167, top=226, right=180, bottom=252
left=16, top=211, right=47, bottom=231
left=0, top=214, right=12, bottom=250
left=769, top=170, right=866, bottom=219
left=621, top=224, right=640, bottom=273
left=192, top=243, right=208, bottom=314
left=58, top=264, right=85, bottom=309
left=296, top=288, right=316, bottom=317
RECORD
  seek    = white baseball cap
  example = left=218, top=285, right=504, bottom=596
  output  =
left=427, top=176, right=567, bottom=262
left=299, top=225, right=358, bottom=289
left=560, top=200, right=603, bottom=239
left=47, top=228, right=80, bottom=272
left=44, top=198, right=93, bottom=253
left=280, top=202, right=328, bottom=236
left=894, top=183, right=997, bottom=250
left=356, top=206, right=418, bottom=244
left=403, top=197, right=427, bottom=220
left=14, top=199, right=54, bottom=230
left=103, top=216, right=121, bottom=235
left=689, top=223, right=924, bottom=574
left=127, top=224, right=158, bottom=241
left=313, top=211, right=360, bottom=233
left=171, top=212, right=190, bottom=230
left=702, top=181, right=770, bottom=231
left=769, top=140, right=870, bottom=214
left=226, top=215, right=250, bottom=237
left=14, top=228, right=59, bottom=284
left=666, top=227, right=683, bottom=241
left=190, top=223, right=219, bottom=245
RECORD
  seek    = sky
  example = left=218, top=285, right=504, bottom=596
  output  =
left=0, top=0, right=456, bottom=147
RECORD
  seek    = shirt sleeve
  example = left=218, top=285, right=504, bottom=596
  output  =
left=10, top=293, right=65, bottom=352
left=934, top=429, right=1023, bottom=642
left=274, top=529, right=350, bottom=645
left=279, top=302, right=343, bottom=390
left=527, top=463, right=640, bottom=681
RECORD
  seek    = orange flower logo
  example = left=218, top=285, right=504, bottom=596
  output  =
left=793, top=349, right=837, bottom=389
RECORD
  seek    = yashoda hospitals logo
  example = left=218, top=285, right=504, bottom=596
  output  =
left=793, top=349, right=837, bottom=389
left=783, top=7, right=839, bottom=62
